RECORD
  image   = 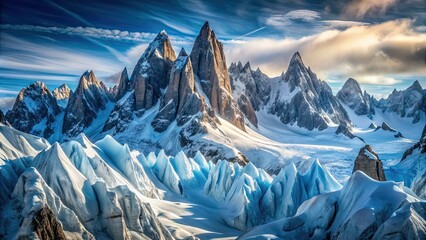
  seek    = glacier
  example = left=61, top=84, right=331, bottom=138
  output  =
left=1, top=121, right=425, bottom=239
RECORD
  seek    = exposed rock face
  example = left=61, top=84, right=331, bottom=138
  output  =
left=401, top=125, right=426, bottom=161
left=131, top=31, right=176, bottom=110
left=6, top=81, right=62, bottom=139
left=352, top=145, right=386, bottom=181
left=102, top=91, right=138, bottom=134
left=368, top=123, right=377, bottom=129
left=335, top=124, right=356, bottom=139
left=33, top=206, right=67, bottom=240
left=376, top=80, right=425, bottom=123
left=237, top=94, right=258, bottom=127
left=0, top=110, right=9, bottom=126
left=268, top=52, right=351, bottom=130
left=53, top=84, right=72, bottom=108
left=229, top=61, right=271, bottom=127
left=381, top=122, right=397, bottom=132
left=337, top=78, right=374, bottom=116
left=63, top=71, right=111, bottom=138
left=190, top=22, right=245, bottom=131
left=115, top=67, right=130, bottom=100
left=152, top=48, right=206, bottom=132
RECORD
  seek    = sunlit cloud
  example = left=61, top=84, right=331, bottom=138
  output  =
left=224, top=19, right=426, bottom=86
left=343, top=0, right=398, bottom=19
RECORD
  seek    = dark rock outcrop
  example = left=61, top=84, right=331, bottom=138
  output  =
left=353, top=145, right=386, bottom=181
left=368, top=123, right=377, bottom=129
left=32, top=205, right=67, bottom=240
left=130, top=31, right=176, bottom=110
left=63, top=70, right=111, bottom=138
left=152, top=48, right=206, bottom=132
left=401, top=125, right=426, bottom=161
left=268, top=52, right=351, bottom=130
left=381, top=122, right=397, bottom=132
left=337, top=78, right=374, bottom=116
left=115, top=67, right=130, bottom=100
left=0, top=110, right=10, bottom=126
left=190, top=22, right=245, bottom=131
left=6, top=81, right=62, bottom=139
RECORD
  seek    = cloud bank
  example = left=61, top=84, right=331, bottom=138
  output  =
left=224, top=19, right=426, bottom=85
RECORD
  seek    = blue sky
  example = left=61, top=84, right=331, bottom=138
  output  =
left=1, top=0, right=425, bottom=111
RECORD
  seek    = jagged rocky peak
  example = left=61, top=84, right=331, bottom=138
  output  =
left=352, top=145, right=386, bottom=181
left=63, top=70, right=110, bottom=138
left=52, top=83, right=72, bottom=108
left=5, top=81, right=62, bottom=139
left=52, top=83, right=71, bottom=101
left=268, top=51, right=350, bottom=130
left=380, top=80, right=425, bottom=123
left=190, top=21, right=245, bottom=131
left=131, top=30, right=176, bottom=110
left=115, top=67, right=130, bottom=100
left=229, top=59, right=272, bottom=128
left=337, top=78, right=373, bottom=116
left=152, top=47, right=208, bottom=132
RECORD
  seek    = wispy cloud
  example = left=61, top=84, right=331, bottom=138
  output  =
left=262, top=10, right=321, bottom=27
left=0, top=33, right=123, bottom=77
left=0, top=97, right=15, bottom=112
left=0, top=24, right=158, bottom=42
left=343, top=0, right=398, bottom=19
left=44, top=0, right=93, bottom=26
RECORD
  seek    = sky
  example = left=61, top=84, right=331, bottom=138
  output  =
left=1, top=0, right=425, bottom=111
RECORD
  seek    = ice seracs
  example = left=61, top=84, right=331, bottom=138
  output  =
left=239, top=171, right=426, bottom=239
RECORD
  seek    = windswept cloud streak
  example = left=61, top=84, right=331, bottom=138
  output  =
left=225, top=19, right=426, bottom=85
left=343, top=0, right=398, bottom=19
left=1, top=25, right=158, bottom=42
left=262, top=10, right=321, bottom=27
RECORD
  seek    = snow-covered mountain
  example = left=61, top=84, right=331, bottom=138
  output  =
left=63, top=71, right=113, bottom=139
left=229, top=61, right=271, bottom=127
left=5, top=81, right=63, bottom=139
left=266, top=52, right=351, bottom=131
left=337, top=78, right=374, bottom=116
left=338, top=78, right=425, bottom=123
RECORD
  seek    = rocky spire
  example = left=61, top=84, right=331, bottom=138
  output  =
left=352, top=145, right=386, bottom=181
left=131, top=30, right=176, bottom=110
left=116, top=67, right=130, bottom=100
left=337, top=78, right=372, bottom=116
left=190, top=21, right=245, bottom=130
left=63, top=70, right=110, bottom=137
left=152, top=47, right=206, bottom=132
